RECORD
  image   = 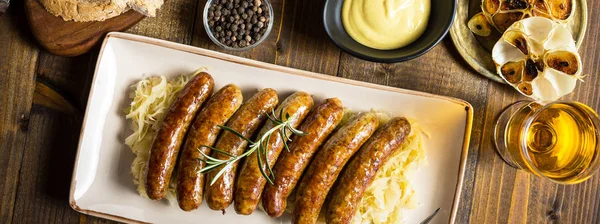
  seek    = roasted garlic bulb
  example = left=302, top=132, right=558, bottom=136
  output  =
left=481, top=0, right=574, bottom=33
left=468, top=13, right=493, bottom=37
left=492, top=17, right=583, bottom=102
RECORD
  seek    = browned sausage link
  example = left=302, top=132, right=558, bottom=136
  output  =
left=292, top=112, right=379, bottom=224
left=326, top=117, right=411, bottom=224
left=176, top=84, right=243, bottom=211
left=145, top=72, right=214, bottom=200
left=204, top=88, right=279, bottom=211
left=234, top=92, right=314, bottom=215
left=262, top=98, right=344, bottom=218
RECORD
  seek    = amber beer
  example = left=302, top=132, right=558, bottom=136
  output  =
left=494, top=101, right=600, bottom=184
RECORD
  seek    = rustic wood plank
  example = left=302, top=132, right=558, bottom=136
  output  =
left=35, top=53, right=97, bottom=111
left=467, top=84, right=524, bottom=224
left=11, top=106, right=82, bottom=223
left=127, top=0, right=199, bottom=44
left=337, top=38, right=491, bottom=224
left=507, top=172, right=530, bottom=224
left=469, top=0, right=600, bottom=222
left=0, top=3, right=40, bottom=222
left=273, top=0, right=341, bottom=75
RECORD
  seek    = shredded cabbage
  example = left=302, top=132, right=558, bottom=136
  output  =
left=351, top=121, right=427, bottom=224
left=124, top=69, right=205, bottom=203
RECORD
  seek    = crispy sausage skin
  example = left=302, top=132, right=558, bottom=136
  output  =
left=234, top=92, right=314, bottom=215
left=176, top=84, right=243, bottom=211
left=204, top=88, right=279, bottom=211
left=262, top=98, right=344, bottom=218
left=146, top=72, right=214, bottom=200
left=326, top=117, right=411, bottom=224
left=292, top=112, right=379, bottom=224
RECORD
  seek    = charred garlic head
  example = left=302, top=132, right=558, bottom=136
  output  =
left=474, top=0, right=574, bottom=35
left=492, top=17, right=583, bottom=103
left=468, top=13, right=493, bottom=37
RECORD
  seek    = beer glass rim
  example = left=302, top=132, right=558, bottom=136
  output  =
left=519, top=101, right=600, bottom=184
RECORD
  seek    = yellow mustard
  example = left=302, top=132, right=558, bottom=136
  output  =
left=342, top=0, right=431, bottom=50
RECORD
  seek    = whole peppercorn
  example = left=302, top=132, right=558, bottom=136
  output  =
left=207, top=0, right=270, bottom=48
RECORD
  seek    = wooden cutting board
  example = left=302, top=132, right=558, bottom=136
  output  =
left=24, top=0, right=145, bottom=57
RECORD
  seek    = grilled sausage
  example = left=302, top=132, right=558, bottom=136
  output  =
left=262, top=98, right=344, bottom=218
left=204, top=88, right=279, bottom=211
left=146, top=72, right=214, bottom=200
left=292, top=112, right=379, bottom=224
left=234, top=92, right=314, bottom=215
left=326, top=117, right=411, bottom=224
left=176, top=84, right=243, bottom=211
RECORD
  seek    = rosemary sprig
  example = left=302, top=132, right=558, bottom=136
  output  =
left=198, top=109, right=307, bottom=186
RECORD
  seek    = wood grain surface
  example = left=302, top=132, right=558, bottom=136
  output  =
left=1, top=0, right=599, bottom=223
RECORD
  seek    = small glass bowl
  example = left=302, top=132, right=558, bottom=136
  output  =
left=203, top=0, right=274, bottom=51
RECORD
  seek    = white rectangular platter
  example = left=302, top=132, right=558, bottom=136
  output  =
left=70, top=32, right=473, bottom=224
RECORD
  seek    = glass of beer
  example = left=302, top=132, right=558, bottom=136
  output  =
left=494, top=101, right=600, bottom=184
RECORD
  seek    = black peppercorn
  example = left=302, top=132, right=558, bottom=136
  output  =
left=207, top=0, right=270, bottom=48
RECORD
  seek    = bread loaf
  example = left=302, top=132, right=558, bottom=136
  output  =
left=40, top=0, right=163, bottom=22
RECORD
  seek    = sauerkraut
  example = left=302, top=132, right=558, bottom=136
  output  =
left=124, top=69, right=204, bottom=202
left=351, top=121, right=427, bottom=224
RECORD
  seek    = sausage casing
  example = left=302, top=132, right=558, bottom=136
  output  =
left=326, top=117, right=411, bottom=224
left=292, top=112, right=379, bottom=224
left=146, top=72, right=214, bottom=200
left=204, top=88, right=279, bottom=211
left=176, top=84, right=243, bottom=211
left=234, top=92, right=314, bottom=215
left=262, top=98, right=344, bottom=218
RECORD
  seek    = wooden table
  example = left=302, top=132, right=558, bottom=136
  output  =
left=1, top=0, right=599, bottom=223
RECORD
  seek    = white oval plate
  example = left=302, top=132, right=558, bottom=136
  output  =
left=70, top=32, right=473, bottom=224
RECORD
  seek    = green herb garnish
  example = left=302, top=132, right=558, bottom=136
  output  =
left=198, top=109, right=307, bottom=186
